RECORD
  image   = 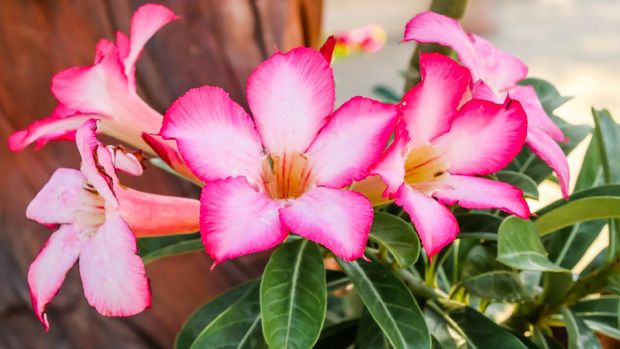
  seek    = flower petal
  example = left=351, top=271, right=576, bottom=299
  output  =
left=404, top=11, right=527, bottom=92
left=124, top=4, right=178, bottom=89
left=79, top=215, right=150, bottom=316
left=161, top=86, right=263, bottom=184
left=509, top=85, right=567, bottom=142
left=280, top=187, right=373, bottom=261
left=141, top=133, right=202, bottom=183
left=319, top=35, right=336, bottom=63
left=117, top=187, right=200, bottom=237
left=200, top=177, right=287, bottom=265
left=433, top=175, right=530, bottom=218
left=8, top=110, right=92, bottom=151
left=400, top=53, right=470, bottom=146
left=28, top=224, right=84, bottom=331
left=526, top=127, right=570, bottom=199
left=107, top=145, right=144, bottom=176
left=307, top=96, right=397, bottom=188
left=247, top=47, right=335, bottom=154
left=26, top=168, right=86, bottom=226
left=394, top=185, right=458, bottom=258
left=371, top=121, right=410, bottom=195
left=433, top=99, right=527, bottom=176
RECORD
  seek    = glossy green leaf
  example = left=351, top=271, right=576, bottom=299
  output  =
left=561, top=307, right=602, bottom=349
left=314, top=319, right=358, bottom=349
left=260, top=240, right=326, bottom=349
left=447, top=306, right=528, bottom=349
left=572, top=296, right=620, bottom=318
left=138, top=234, right=202, bottom=264
left=497, top=217, right=566, bottom=272
left=460, top=244, right=507, bottom=280
left=541, top=271, right=574, bottom=307
left=456, top=213, right=502, bottom=240
left=423, top=306, right=459, bottom=349
left=535, top=197, right=620, bottom=236
left=356, top=310, right=392, bottom=349
left=496, top=171, right=539, bottom=200
left=460, top=271, right=532, bottom=302
left=369, top=212, right=421, bottom=268
left=338, top=258, right=430, bottom=349
left=189, top=282, right=266, bottom=349
left=175, top=281, right=256, bottom=349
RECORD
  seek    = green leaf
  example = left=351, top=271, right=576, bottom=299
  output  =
left=423, top=307, right=459, bottom=349
left=541, top=271, right=574, bottom=307
left=535, top=196, right=620, bottom=236
left=460, top=271, right=532, bottom=302
left=572, top=296, right=620, bottom=318
left=447, top=306, right=528, bottom=349
left=187, top=282, right=266, bottom=349
left=138, top=234, right=202, bottom=264
left=561, top=307, right=602, bottom=349
left=456, top=212, right=502, bottom=240
left=369, top=212, right=421, bottom=268
left=546, top=221, right=605, bottom=269
left=497, top=217, right=566, bottom=272
left=459, top=244, right=507, bottom=280
left=356, top=310, right=392, bottom=349
left=314, top=319, right=358, bottom=349
left=338, top=258, right=430, bottom=349
left=372, top=84, right=402, bottom=103
left=496, top=171, right=539, bottom=200
left=175, top=281, right=256, bottom=349
left=260, top=240, right=326, bottom=349
left=520, top=78, right=571, bottom=114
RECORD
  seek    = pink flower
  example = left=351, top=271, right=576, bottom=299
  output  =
left=161, top=47, right=398, bottom=264
left=8, top=4, right=179, bottom=156
left=404, top=11, right=570, bottom=198
left=27, top=119, right=200, bottom=330
left=331, top=24, right=387, bottom=59
left=372, top=53, right=530, bottom=257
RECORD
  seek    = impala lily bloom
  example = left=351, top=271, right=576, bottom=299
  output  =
left=27, top=119, right=200, bottom=330
left=162, top=47, right=398, bottom=264
left=404, top=11, right=570, bottom=198
left=331, top=24, right=387, bottom=59
left=8, top=4, right=178, bottom=155
left=372, top=53, right=530, bottom=257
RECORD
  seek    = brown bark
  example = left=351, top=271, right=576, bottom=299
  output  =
left=0, top=0, right=322, bottom=347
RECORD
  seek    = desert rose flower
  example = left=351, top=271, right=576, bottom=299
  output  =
left=27, top=119, right=200, bottom=330
left=404, top=11, right=571, bottom=198
left=372, top=53, right=530, bottom=257
left=161, top=47, right=398, bottom=264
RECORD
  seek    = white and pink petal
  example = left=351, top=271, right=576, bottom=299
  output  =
left=526, top=127, right=570, bottom=199
left=26, top=168, right=87, bottom=226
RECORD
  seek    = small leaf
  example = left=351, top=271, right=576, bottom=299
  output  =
left=175, top=281, right=256, bottom=349
left=460, top=271, right=532, bottom=302
left=260, top=240, right=326, bottom=349
left=535, top=196, right=620, bottom=236
left=372, top=84, right=402, bottom=103
left=497, top=217, right=566, bottom=272
left=188, top=282, right=266, bottom=349
left=369, top=212, right=421, bottom=268
left=496, top=171, right=539, bottom=200
left=447, top=306, right=528, bottom=349
left=356, top=310, right=392, bottom=349
left=338, top=258, right=430, bottom=349
left=138, top=234, right=202, bottom=264
left=561, top=307, right=602, bottom=349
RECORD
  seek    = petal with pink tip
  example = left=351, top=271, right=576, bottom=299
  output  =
left=433, top=99, right=527, bottom=176
left=79, top=215, right=150, bottom=316
left=26, top=168, right=86, bottom=226
left=401, top=53, right=470, bottom=145
left=141, top=133, right=201, bottom=183
left=509, top=85, right=567, bottom=142
left=28, top=224, right=84, bottom=330
left=404, top=11, right=527, bottom=92
left=76, top=120, right=118, bottom=205
left=117, top=187, right=200, bottom=237
left=107, top=145, right=144, bottom=176
left=280, top=187, right=373, bottom=261
left=247, top=47, right=335, bottom=154
left=371, top=121, right=410, bottom=195
left=319, top=35, right=336, bottom=63
left=124, top=4, right=179, bottom=89
left=526, top=127, right=570, bottom=199
left=394, top=185, right=458, bottom=258
left=200, top=177, right=287, bottom=264
left=307, top=97, right=397, bottom=188
left=161, top=86, right=263, bottom=184
left=8, top=110, right=92, bottom=151
left=433, top=175, right=530, bottom=218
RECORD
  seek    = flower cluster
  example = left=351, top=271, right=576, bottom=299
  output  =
left=12, top=4, right=572, bottom=329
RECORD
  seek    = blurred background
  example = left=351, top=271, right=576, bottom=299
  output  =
left=0, top=0, right=617, bottom=347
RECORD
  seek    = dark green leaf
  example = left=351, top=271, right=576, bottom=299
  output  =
left=175, top=281, right=256, bottom=349
left=497, top=217, right=566, bottom=272
left=326, top=270, right=350, bottom=291
left=460, top=271, right=532, bottom=302
left=496, top=171, right=539, bottom=200
left=338, top=258, right=430, bottom=349
left=314, top=319, right=358, bottom=349
left=447, top=306, right=528, bottom=349
left=541, top=271, right=574, bottom=307
left=584, top=317, right=620, bottom=340
left=561, top=307, right=602, bottom=349
left=423, top=307, right=459, bottom=349
left=572, top=296, right=620, bottom=318
left=456, top=212, right=502, bottom=240
left=460, top=244, right=507, bottom=280
left=138, top=233, right=201, bottom=264
left=372, top=85, right=402, bottom=103
left=260, top=240, right=326, bottom=349
left=188, top=282, right=266, bottom=349
left=356, top=310, right=392, bottom=349
left=369, top=212, right=421, bottom=268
